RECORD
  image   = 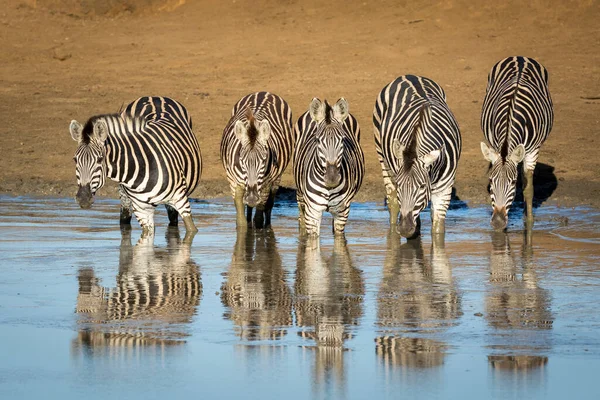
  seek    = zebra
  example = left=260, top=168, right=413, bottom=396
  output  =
left=69, top=96, right=202, bottom=236
left=480, top=56, right=554, bottom=230
left=374, top=75, right=461, bottom=239
left=220, top=92, right=294, bottom=229
left=294, top=98, right=365, bottom=236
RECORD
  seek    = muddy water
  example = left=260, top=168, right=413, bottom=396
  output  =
left=0, top=196, right=599, bottom=399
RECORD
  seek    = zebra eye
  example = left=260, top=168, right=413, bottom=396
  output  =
left=73, top=157, right=77, bottom=163
left=97, top=156, right=104, bottom=163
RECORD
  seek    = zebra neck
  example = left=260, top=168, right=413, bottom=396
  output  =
left=100, top=114, right=129, bottom=181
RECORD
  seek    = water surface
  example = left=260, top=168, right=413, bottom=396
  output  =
left=1, top=196, right=599, bottom=399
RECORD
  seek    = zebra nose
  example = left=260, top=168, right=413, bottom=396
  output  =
left=324, top=163, right=341, bottom=188
left=245, top=186, right=259, bottom=207
left=397, top=213, right=416, bottom=238
left=76, top=184, right=94, bottom=209
left=491, top=206, right=508, bottom=231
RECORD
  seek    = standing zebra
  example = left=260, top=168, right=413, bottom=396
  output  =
left=220, top=92, right=294, bottom=229
left=69, top=96, right=202, bottom=235
left=480, top=56, right=554, bottom=230
left=294, top=98, right=365, bottom=236
left=374, top=75, right=461, bottom=239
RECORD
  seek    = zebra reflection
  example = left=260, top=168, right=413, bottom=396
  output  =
left=220, top=229, right=292, bottom=340
left=376, top=233, right=461, bottom=370
left=72, top=228, right=201, bottom=354
left=294, top=236, right=364, bottom=390
left=486, top=232, right=552, bottom=371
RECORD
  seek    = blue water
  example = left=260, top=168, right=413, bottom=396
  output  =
left=0, top=196, right=599, bottom=399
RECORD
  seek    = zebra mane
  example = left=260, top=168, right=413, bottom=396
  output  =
left=81, top=114, right=118, bottom=144
left=402, top=106, right=427, bottom=171
left=245, top=107, right=259, bottom=147
left=323, top=100, right=333, bottom=124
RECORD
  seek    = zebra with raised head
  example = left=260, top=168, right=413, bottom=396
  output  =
left=294, top=98, right=365, bottom=236
left=220, top=92, right=294, bottom=229
left=374, top=75, right=461, bottom=239
left=480, top=56, right=554, bottom=230
left=69, top=96, right=202, bottom=235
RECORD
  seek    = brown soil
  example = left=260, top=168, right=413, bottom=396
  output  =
left=1, top=0, right=599, bottom=207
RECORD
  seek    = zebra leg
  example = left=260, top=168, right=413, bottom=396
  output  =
left=303, top=202, right=324, bottom=237
left=331, top=205, right=350, bottom=235
left=234, top=185, right=248, bottom=228
left=377, top=152, right=399, bottom=225
left=133, top=203, right=156, bottom=239
left=263, top=187, right=277, bottom=228
left=253, top=205, right=265, bottom=229
left=118, top=185, right=132, bottom=226
left=165, top=204, right=179, bottom=227
left=523, top=167, right=535, bottom=228
left=431, top=187, right=452, bottom=235
left=166, top=193, right=198, bottom=234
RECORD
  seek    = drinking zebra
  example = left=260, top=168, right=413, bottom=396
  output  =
left=220, top=92, right=294, bottom=229
left=374, top=75, right=461, bottom=238
left=294, top=98, right=365, bottom=236
left=480, top=56, right=554, bottom=230
left=69, top=96, right=202, bottom=235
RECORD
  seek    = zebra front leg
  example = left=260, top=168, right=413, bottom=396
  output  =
left=376, top=151, right=399, bottom=225
left=234, top=185, right=247, bottom=228
left=523, top=167, right=535, bottom=228
left=166, top=192, right=198, bottom=234
left=431, top=187, right=452, bottom=235
left=118, top=185, right=132, bottom=226
left=165, top=205, right=179, bottom=227
left=253, top=204, right=265, bottom=229
left=263, top=187, right=277, bottom=228
left=133, top=203, right=156, bottom=240
left=302, top=202, right=324, bottom=237
left=331, top=205, right=350, bottom=235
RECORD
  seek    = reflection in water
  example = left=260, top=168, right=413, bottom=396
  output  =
left=485, top=232, right=553, bottom=374
left=72, top=228, right=202, bottom=355
left=295, top=236, right=364, bottom=392
left=220, top=229, right=292, bottom=340
left=376, top=233, right=461, bottom=370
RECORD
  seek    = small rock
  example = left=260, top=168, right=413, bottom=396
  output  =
left=53, top=47, right=72, bottom=61
left=474, top=312, right=483, bottom=317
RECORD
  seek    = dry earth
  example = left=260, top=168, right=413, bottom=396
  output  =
left=1, top=0, right=599, bottom=208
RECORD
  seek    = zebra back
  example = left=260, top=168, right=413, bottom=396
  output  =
left=294, top=104, right=365, bottom=208
left=220, top=92, right=294, bottom=197
left=481, top=56, right=553, bottom=157
left=105, top=96, right=202, bottom=201
left=374, top=75, right=461, bottom=192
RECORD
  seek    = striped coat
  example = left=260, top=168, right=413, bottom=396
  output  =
left=70, top=96, right=202, bottom=234
left=294, top=98, right=365, bottom=236
left=220, top=92, right=294, bottom=228
left=374, top=75, right=461, bottom=238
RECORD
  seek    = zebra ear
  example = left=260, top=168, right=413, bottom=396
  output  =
left=70, top=120, right=83, bottom=142
left=509, top=144, right=526, bottom=164
left=234, top=120, right=250, bottom=146
left=333, top=98, right=349, bottom=122
left=392, top=139, right=405, bottom=161
left=257, top=119, right=271, bottom=145
left=421, top=149, right=441, bottom=168
left=309, top=98, right=325, bottom=122
left=480, top=142, right=499, bottom=164
left=93, top=120, right=108, bottom=143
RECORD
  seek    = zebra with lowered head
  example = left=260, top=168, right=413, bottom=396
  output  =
left=69, top=96, right=202, bottom=235
left=480, top=56, right=554, bottom=230
left=374, top=75, right=461, bottom=239
left=294, top=98, right=365, bottom=236
left=220, top=92, right=294, bottom=229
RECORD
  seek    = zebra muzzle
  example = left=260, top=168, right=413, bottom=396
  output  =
left=397, top=213, right=416, bottom=238
left=76, top=184, right=94, bottom=209
left=244, top=186, right=260, bottom=208
left=324, top=163, right=341, bottom=188
left=491, top=207, right=508, bottom=231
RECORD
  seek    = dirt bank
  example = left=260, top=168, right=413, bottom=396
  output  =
left=1, top=0, right=599, bottom=207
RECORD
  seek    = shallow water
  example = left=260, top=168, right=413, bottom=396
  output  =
left=1, top=196, right=599, bottom=399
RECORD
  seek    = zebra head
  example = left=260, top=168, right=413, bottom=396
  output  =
left=69, top=118, right=108, bottom=209
left=481, top=142, right=526, bottom=230
left=235, top=112, right=271, bottom=208
left=309, top=98, right=349, bottom=189
left=392, top=139, right=441, bottom=238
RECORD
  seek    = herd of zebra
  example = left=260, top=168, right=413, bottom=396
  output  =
left=70, top=56, right=554, bottom=239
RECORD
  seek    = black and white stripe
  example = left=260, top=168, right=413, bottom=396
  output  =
left=220, top=92, right=294, bottom=228
left=294, top=98, right=365, bottom=236
left=69, top=96, right=202, bottom=234
left=374, top=75, right=461, bottom=238
left=480, top=56, right=554, bottom=230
